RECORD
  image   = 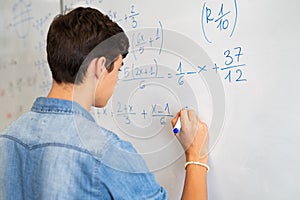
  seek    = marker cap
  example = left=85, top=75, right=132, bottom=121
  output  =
left=173, top=128, right=179, bottom=134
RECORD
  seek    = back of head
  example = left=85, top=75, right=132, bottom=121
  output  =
left=46, top=7, right=129, bottom=84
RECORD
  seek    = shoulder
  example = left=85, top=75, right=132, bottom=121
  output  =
left=74, top=116, right=142, bottom=168
left=75, top=116, right=149, bottom=173
left=87, top=132, right=148, bottom=173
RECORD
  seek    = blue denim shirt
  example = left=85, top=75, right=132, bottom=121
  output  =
left=0, top=97, right=167, bottom=200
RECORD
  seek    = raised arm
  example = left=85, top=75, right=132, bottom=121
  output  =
left=172, top=109, right=209, bottom=200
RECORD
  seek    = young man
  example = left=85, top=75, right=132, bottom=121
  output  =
left=0, top=7, right=209, bottom=199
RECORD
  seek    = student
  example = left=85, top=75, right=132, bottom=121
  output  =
left=0, top=7, right=209, bottom=200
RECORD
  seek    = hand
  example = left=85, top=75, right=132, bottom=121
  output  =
left=172, top=109, right=208, bottom=164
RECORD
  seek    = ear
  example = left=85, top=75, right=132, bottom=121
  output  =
left=95, top=57, right=107, bottom=79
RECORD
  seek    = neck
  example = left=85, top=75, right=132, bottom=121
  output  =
left=47, top=81, right=93, bottom=111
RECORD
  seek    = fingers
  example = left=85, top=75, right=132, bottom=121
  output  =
left=180, top=109, right=189, bottom=128
left=172, top=108, right=206, bottom=133
left=172, top=109, right=198, bottom=129
left=171, top=111, right=180, bottom=127
left=187, top=109, right=197, bottom=123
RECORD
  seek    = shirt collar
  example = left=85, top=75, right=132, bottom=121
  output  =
left=31, top=97, right=95, bottom=122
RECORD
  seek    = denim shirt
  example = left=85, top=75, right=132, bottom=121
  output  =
left=0, top=97, right=167, bottom=200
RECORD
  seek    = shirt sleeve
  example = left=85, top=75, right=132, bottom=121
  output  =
left=97, top=137, right=168, bottom=200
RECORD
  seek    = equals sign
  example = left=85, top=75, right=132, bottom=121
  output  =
left=167, top=72, right=173, bottom=78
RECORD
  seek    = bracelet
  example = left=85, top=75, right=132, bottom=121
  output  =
left=185, top=161, right=210, bottom=172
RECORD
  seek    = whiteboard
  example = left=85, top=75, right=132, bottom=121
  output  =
left=2, top=0, right=300, bottom=199
left=0, top=0, right=60, bottom=129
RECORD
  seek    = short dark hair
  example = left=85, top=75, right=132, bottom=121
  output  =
left=46, top=7, right=129, bottom=84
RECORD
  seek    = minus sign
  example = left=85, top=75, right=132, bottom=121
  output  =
left=186, top=72, right=197, bottom=74
left=152, top=114, right=174, bottom=117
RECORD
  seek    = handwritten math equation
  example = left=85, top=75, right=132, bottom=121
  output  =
left=107, top=4, right=164, bottom=60
left=201, top=0, right=238, bottom=44
left=93, top=102, right=174, bottom=126
left=10, top=0, right=33, bottom=39
left=173, top=47, right=247, bottom=85
left=9, top=0, right=52, bottom=41
left=181, top=46, right=247, bottom=84
left=200, top=0, right=247, bottom=83
left=130, top=21, right=164, bottom=60
left=120, top=46, right=247, bottom=85
left=107, top=4, right=140, bottom=29
left=213, top=46, right=247, bottom=83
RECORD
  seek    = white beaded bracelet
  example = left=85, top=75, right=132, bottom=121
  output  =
left=185, top=161, right=210, bottom=172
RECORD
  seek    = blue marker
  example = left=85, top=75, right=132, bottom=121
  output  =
left=173, top=117, right=181, bottom=134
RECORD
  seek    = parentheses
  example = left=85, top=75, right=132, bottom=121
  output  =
left=158, top=20, right=163, bottom=55
left=230, top=0, right=238, bottom=37
left=201, top=2, right=212, bottom=43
